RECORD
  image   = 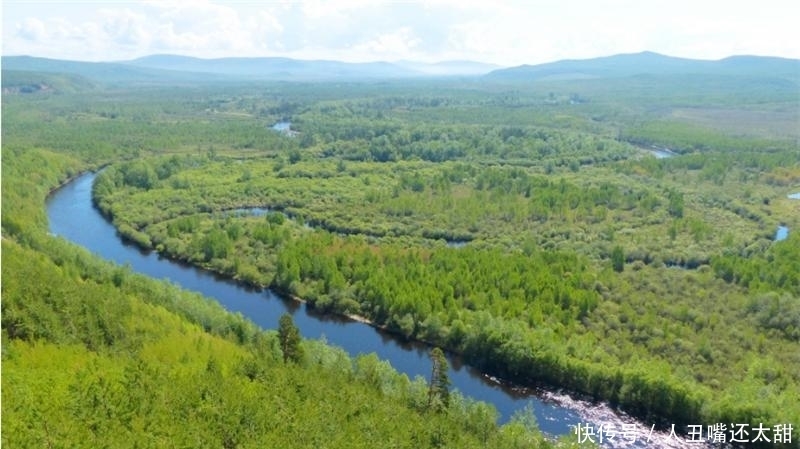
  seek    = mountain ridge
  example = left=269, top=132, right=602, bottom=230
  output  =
left=485, top=51, right=800, bottom=81
left=3, top=51, right=797, bottom=85
left=124, top=54, right=417, bottom=78
left=2, top=54, right=502, bottom=82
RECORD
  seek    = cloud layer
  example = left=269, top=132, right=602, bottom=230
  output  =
left=3, top=0, right=799, bottom=65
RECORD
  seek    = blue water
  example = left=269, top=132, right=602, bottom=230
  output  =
left=271, top=121, right=292, bottom=132
left=776, top=226, right=789, bottom=241
left=46, top=173, right=576, bottom=431
left=227, top=207, right=271, bottom=217
left=648, top=149, right=675, bottom=159
left=46, top=172, right=698, bottom=448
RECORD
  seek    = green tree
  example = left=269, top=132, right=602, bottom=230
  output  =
left=667, top=190, right=684, bottom=218
left=611, top=245, right=625, bottom=272
left=122, top=161, right=157, bottom=190
left=278, top=313, right=303, bottom=364
left=200, top=229, right=232, bottom=261
left=288, top=149, right=302, bottom=164
left=427, top=347, right=451, bottom=411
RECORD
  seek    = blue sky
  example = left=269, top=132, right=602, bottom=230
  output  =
left=3, top=0, right=799, bottom=66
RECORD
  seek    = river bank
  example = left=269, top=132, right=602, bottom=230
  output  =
left=46, top=171, right=716, bottom=449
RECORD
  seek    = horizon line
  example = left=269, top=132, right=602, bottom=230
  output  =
left=3, top=50, right=799, bottom=68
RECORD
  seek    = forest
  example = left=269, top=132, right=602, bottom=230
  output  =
left=2, top=61, right=799, bottom=448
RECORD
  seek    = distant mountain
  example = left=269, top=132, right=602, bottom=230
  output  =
left=1, top=55, right=229, bottom=85
left=393, top=60, right=501, bottom=76
left=486, top=51, right=800, bottom=81
left=4, top=52, right=797, bottom=86
left=124, top=54, right=423, bottom=79
left=1, top=54, right=497, bottom=84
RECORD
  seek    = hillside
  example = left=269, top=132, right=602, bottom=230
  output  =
left=486, top=51, right=800, bottom=81
left=0, top=145, right=562, bottom=448
left=1, top=56, right=234, bottom=85
left=1, top=70, right=96, bottom=94
left=1, top=55, right=496, bottom=84
left=124, top=54, right=420, bottom=79
left=2, top=238, right=556, bottom=449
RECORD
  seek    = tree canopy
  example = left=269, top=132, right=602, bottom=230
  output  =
left=278, top=313, right=304, bottom=364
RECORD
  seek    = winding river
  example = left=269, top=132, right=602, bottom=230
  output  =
left=47, top=172, right=695, bottom=449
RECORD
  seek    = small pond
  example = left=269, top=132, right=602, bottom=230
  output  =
left=775, top=225, right=789, bottom=242
left=271, top=121, right=292, bottom=131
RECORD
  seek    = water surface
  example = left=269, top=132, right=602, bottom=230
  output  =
left=46, top=172, right=701, bottom=448
left=776, top=225, right=789, bottom=241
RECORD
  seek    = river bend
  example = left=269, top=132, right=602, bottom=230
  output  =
left=47, top=172, right=697, bottom=449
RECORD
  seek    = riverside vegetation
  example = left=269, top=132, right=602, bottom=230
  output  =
left=2, top=94, right=581, bottom=449
left=3, top=61, right=799, bottom=448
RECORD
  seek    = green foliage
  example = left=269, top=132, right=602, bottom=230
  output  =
left=611, top=245, right=625, bottom=272
left=288, top=149, right=302, bottom=164
left=85, top=93, right=799, bottom=435
left=278, top=313, right=304, bottom=363
left=3, top=73, right=799, bottom=447
left=121, top=161, right=158, bottom=190
left=2, top=236, right=564, bottom=449
left=712, top=231, right=800, bottom=298
left=1, top=147, right=83, bottom=238
left=427, top=347, right=451, bottom=411
left=2, top=69, right=96, bottom=93
left=198, top=228, right=233, bottom=261
left=622, top=120, right=798, bottom=154
left=667, top=189, right=684, bottom=218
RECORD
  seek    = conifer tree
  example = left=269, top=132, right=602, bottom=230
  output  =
left=427, top=347, right=451, bottom=411
left=611, top=245, right=625, bottom=272
left=278, top=313, right=303, bottom=363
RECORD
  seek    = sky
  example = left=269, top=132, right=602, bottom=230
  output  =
left=3, top=0, right=799, bottom=66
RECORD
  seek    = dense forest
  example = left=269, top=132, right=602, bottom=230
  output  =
left=3, top=58, right=799, bottom=448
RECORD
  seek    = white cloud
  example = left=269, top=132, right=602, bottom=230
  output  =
left=300, top=0, right=374, bottom=20
left=2, top=0, right=799, bottom=64
left=99, top=8, right=150, bottom=47
left=352, top=27, right=422, bottom=60
left=16, top=17, right=47, bottom=42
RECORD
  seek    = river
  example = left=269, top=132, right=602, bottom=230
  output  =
left=645, top=147, right=679, bottom=159
left=46, top=172, right=696, bottom=449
